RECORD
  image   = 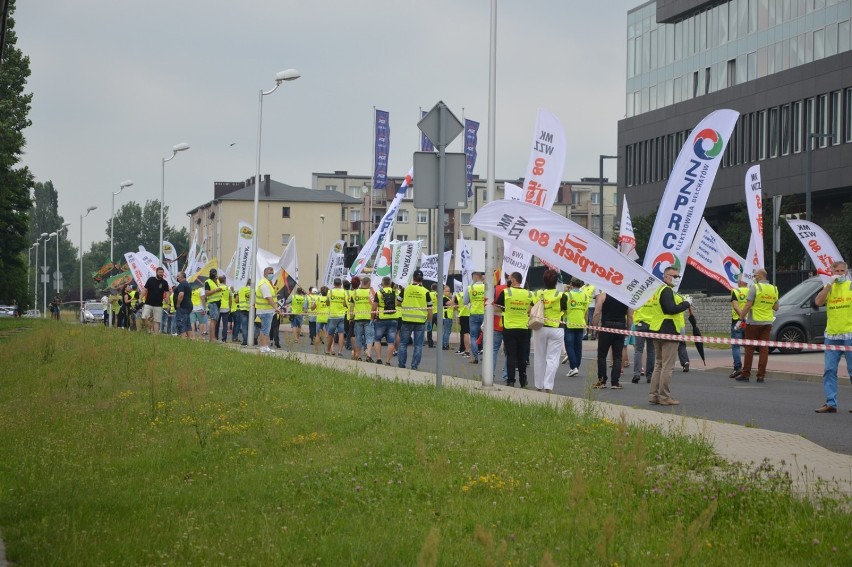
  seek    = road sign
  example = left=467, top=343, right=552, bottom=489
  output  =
left=40, top=275, right=49, bottom=283
left=413, top=152, right=468, bottom=209
left=40, top=265, right=49, bottom=274
left=417, top=101, right=463, bottom=149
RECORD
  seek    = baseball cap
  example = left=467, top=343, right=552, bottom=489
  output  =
left=413, top=269, right=424, bottom=280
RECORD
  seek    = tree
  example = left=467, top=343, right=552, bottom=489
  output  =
left=0, top=0, right=33, bottom=306
left=28, top=181, right=78, bottom=305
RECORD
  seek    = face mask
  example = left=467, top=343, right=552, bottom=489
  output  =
left=266, top=273, right=274, bottom=281
left=835, top=275, right=848, bottom=284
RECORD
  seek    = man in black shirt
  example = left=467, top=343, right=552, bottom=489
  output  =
left=140, top=267, right=170, bottom=334
left=592, top=291, right=633, bottom=389
left=173, top=271, right=194, bottom=338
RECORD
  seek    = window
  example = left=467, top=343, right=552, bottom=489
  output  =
left=817, top=94, right=829, bottom=146
left=350, top=208, right=361, bottom=222
left=781, top=104, right=791, bottom=156
left=814, top=28, right=825, bottom=60
left=727, top=59, right=737, bottom=87
left=461, top=213, right=472, bottom=225
left=758, top=110, right=767, bottom=160
left=830, top=91, right=841, bottom=144
left=792, top=100, right=802, bottom=153
left=396, top=234, right=408, bottom=242
left=324, top=184, right=336, bottom=192
left=341, top=208, right=347, bottom=221
left=348, top=234, right=359, bottom=246
left=281, top=234, right=291, bottom=246
left=845, top=89, right=852, bottom=143
left=590, top=193, right=601, bottom=205
left=840, top=20, right=850, bottom=53
left=282, top=206, right=291, bottom=218
left=397, top=210, right=409, bottom=223
left=769, top=107, right=779, bottom=158
left=417, top=211, right=428, bottom=224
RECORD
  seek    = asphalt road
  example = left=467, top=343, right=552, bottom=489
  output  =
left=290, top=335, right=852, bottom=455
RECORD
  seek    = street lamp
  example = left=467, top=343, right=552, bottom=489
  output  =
left=110, top=180, right=133, bottom=327
left=79, top=206, right=97, bottom=323
left=806, top=133, right=834, bottom=222
left=247, top=68, right=301, bottom=349
left=35, top=232, right=48, bottom=312
left=43, top=232, right=57, bottom=317
left=599, top=155, right=619, bottom=239
left=160, top=143, right=190, bottom=264
left=56, top=222, right=71, bottom=304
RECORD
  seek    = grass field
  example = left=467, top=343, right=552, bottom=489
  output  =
left=0, top=319, right=849, bottom=565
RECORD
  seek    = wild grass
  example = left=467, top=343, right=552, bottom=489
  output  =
left=0, top=320, right=849, bottom=565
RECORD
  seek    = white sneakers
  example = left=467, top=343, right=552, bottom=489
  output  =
left=259, top=346, right=273, bottom=354
left=566, top=368, right=579, bottom=377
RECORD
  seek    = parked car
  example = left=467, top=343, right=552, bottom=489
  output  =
left=769, top=276, right=826, bottom=354
left=0, top=305, right=15, bottom=317
left=83, top=302, right=106, bottom=324
left=24, top=309, right=41, bottom=318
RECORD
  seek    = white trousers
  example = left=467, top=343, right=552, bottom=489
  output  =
left=533, top=326, right=563, bottom=391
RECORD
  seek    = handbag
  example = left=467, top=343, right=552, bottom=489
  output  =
left=528, top=299, right=545, bottom=330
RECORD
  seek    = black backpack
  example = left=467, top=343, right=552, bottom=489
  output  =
left=380, top=288, right=396, bottom=315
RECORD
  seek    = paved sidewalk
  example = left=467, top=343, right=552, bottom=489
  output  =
left=261, top=348, right=852, bottom=497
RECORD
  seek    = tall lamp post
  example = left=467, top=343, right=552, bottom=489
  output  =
left=35, top=232, right=48, bottom=312
left=43, top=232, right=57, bottom=317
left=56, top=222, right=71, bottom=309
left=246, top=68, right=300, bottom=350
left=79, top=206, right=97, bottom=323
left=161, top=144, right=190, bottom=264
left=599, top=155, right=619, bottom=239
left=110, top=180, right=133, bottom=326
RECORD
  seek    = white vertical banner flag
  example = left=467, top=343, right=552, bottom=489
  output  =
left=745, top=165, right=765, bottom=270
left=255, top=248, right=280, bottom=285
left=459, top=233, right=473, bottom=292
left=276, top=237, right=299, bottom=284
left=687, top=219, right=751, bottom=290
left=441, top=250, right=452, bottom=285
left=350, top=168, right=412, bottom=277
left=392, top=240, right=423, bottom=287
left=233, top=222, right=254, bottom=288
left=125, top=252, right=149, bottom=290
left=471, top=200, right=661, bottom=309
left=500, top=109, right=567, bottom=286
left=617, top=196, right=640, bottom=261
left=322, top=240, right=346, bottom=288
left=785, top=219, right=844, bottom=284
left=186, top=229, right=198, bottom=277
left=137, top=250, right=173, bottom=286
left=162, top=241, right=178, bottom=284
left=419, top=252, right=440, bottom=283
left=371, top=220, right=396, bottom=291
left=453, top=278, right=464, bottom=294
left=643, top=109, right=740, bottom=286
left=224, top=249, right=237, bottom=281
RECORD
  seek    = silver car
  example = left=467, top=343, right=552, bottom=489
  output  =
left=769, top=277, right=826, bottom=354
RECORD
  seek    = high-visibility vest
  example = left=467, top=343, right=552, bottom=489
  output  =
left=455, top=292, right=470, bottom=317
left=377, top=287, right=397, bottom=320
left=219, top=284, right=231, bottom=311
left=581, top=284, right=596, bottom=304
left=316, top=294, right=329, bottom=323
left=633, top=303, right=653, bottom=325
left=565, top=289, right=589, bottom=329
left=537, top=289, right=564, bottom=328
left=351, top=288, right=373, bottom=321
left=306, top=293, right=318, bottom=317
left=648, top=285, right=683, bottom=333
left=191, top=288, right=203, bottom=310
left=255, top=279, right=276, bottom=311
left=442, top=293, right=453, bottom=319
left=502, top=287, right=534, bottom=329
left=291, top=293, right=305, bottom=315
left=731, top=286, right=748, bottom=320
left=327, top=288, right=348, bottom=318
left=468, top=282, right=486, bottom=315
left=205, top=279, right=222, bottom=303
left=750, top=282, right=778, bottom=322
left=825, top=280, right=852, bottom=335
left=401, top=284, right=429, bottom=323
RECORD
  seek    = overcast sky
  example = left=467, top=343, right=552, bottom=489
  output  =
left=15, top=0, right=638, bottom=249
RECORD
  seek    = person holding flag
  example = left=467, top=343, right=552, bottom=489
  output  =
left=647, top=267, right=692, bottom=406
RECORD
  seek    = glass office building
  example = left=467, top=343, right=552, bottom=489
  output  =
left=618, top=0, right=852, bottom=220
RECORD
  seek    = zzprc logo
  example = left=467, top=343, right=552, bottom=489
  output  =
left=651, top=252, right=681, bottom=280
left=693, top=129, right=724, bottom=160
left=722, top=256, right=741, bottom=284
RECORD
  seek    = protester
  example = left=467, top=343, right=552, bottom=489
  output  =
left=814, top=261, right=852, bottom=413
left=326, top=278, right=348, bottom=357
left=563, top=277, right=588, bottom=378
left=314, top=286, right=330, bottom=354
left=287, top=286, right=308, bottom=344
left=453, top=288, right=470, bottom=356
left=465, top=272, right=486, bottom=365
left=441, top=284, right=453, bottom=351
left=306, top=287, right=319, bottom=346
left=647, top=266, right=691, bottom=405
left=497, top=271, right=533, bottom=388
left=218, top=275, right=232, bottom=343
left=350, top=276, right=375, bottom=362
left=729, top=278, right=750, bottom=378
left=427, top=283, right=439, bottom=348
left=491, top=274, right=509, bottom=383
left=396, top=270, right=432, bottom=371
left=139, top=267, right=170, bottom=334
left=202, top=268, right=222, bottom=343
left=255, top=267, right=280, bottom=354
left=173, top=271, right=194, bottom=339
left=581, top=282, right=596, bottom=340
left=592, top=291, right=632, bottom=389
left=631, top=301, right=655, bottom=384
left=735, top=268, right=779, bottom=383
left=373, top=277, right=398, bottom=366
left=533, top=269, right=567, bottom=393
left=236, top=280, right=251, bottom=345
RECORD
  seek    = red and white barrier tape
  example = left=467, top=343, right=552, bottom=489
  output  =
left=586, top=325, right=852, bottom=352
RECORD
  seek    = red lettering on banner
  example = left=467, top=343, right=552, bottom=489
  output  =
left=528, top=228, right=550, bottom=247
left=808, top=239, right=821, bottom=253
left=525, top=180, right=546, bottom=206
left=532, top=157, right=546, bottom=176
left=551, top=233, right=624, bottom=286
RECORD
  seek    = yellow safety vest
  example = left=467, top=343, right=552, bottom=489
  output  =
left=455, top=292, right=470, bottom=317
left=468, top=282, right=486, bottom=315
left=502, top=287, right=534, bottom=329
left=648, top=285, right=683, bottom=333
left=442, top=293, right=453, bottom=319
left=291, top=293, right=305, bottom=315
left=306, top=294, right=318, bottom=317
left=565, top=289, right=589, bottom=329
left=316, top=294, right=329, bottom=323
left=825, top=280, right=852, bottom=335
left=731, top=286, right=748, bottom=320
left=219, top=283, right=231, bottom=311
left=538, top=289, right=565, bottom=328
left=327, top=288, right=348, bottom=318
left=401, top=284, right=428, bottom=323
left=633, top=303, right=653, bottom=325
left=205, top=279, right=222, bottom=303
left=255, top=279, right=276, bottom=311
left=751, top=282, right=778, bottom=322
left=581, top=284, right=596, bottom=303
left=351, top=288, right=373, bottom=321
